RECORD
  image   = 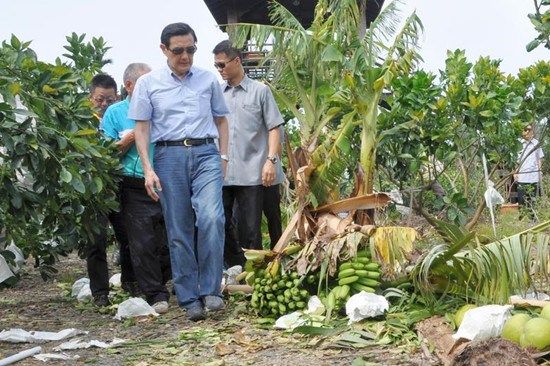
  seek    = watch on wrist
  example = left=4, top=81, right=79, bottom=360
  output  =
left=220, top=154, right=229, bottom=162
left=267, top=155, right=278, bottom=164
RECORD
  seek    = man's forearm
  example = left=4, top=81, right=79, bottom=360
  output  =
left=267, top=127, right=281, bottom=157
left=215, top=116, right=228, bottom=155
left=135, top=121, right=153, bottom=172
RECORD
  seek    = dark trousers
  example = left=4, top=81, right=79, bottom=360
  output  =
left=262, top=184, right=283, bottom=249
left=121, top=177, right=171, bottom=304
left=223, top=185, right=263, bottom=267
left=86, top=201, right=135, bottom=297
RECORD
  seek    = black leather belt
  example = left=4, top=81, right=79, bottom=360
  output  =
left=156, top=138, right=215, bottom=147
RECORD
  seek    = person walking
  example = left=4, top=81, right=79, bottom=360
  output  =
left=100, top=63, right=172, bottom=314
left=128, top=23, right=229, bottom=321
left=87, top=74, right=137, bottom=307
left=212, top=40, right=284, bottom=266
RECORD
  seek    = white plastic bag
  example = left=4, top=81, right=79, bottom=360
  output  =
left=484, top=181, right=504, bottom=207
left=346, top=292, right=389, bottom=324
left=114, top=297, right=158, bottom=320
left=71, top=278, right=90, bottom=297
left=109, top=273, right=121, bottom=288
left=453, top=304, right=512, bottom=341
left=223, top=265, right=242, bottom=285
left=76, top=285, right=92, bottom=302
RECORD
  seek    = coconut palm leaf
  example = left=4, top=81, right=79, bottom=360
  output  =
left=413, top=222, right=550, bottom=304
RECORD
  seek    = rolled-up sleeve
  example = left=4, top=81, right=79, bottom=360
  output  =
left=210, top=79, right=229, bottom=117
left=128, top=77, right=153, bottom=121
left=261, top=86, right=284, bottom=130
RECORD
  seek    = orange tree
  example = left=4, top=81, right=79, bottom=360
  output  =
left=0, top=34, right=120, bottom=279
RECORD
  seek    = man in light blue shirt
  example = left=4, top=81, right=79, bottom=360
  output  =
left=128, top=23, right=229, bottom=321
left=101, top=63, right=172, bottom=315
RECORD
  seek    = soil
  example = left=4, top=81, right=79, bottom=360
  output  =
left=0, top=254, right=437, bottom=366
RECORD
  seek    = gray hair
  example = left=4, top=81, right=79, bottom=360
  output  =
left=123, top=63, right=151, bottom=83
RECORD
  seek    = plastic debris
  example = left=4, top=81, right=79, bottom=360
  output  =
left=223, top=265, right=243, bottom=286
left=71, top=278, right=90, bottom=297
left=109, top=273, right=122, bottom=288
left=114, top=297, right=158, bottom=320
left=453, top=304, right=513, bottom=341
left=304, top=296, right=325, bottom=316
left=54, top=337, right=125, bottom=350
left=346, top=292, right=389, bottom=324
left=0, top=328, right=86, bottom=343
left=33, top=353, right=80, bottom=362
left=274, top=311, right=307, bottom=330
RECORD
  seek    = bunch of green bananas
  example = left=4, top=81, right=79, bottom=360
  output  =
left=250, top=270, right=310, bottom=317
left=336, top=250, right=381, bottom=294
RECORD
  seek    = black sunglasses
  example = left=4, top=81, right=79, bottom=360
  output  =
left=167, top=45, right=197, bottom=55
left=214, top=57, right=237, bottom=70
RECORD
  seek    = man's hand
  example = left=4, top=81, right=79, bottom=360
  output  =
left=116, top=130, right=135, bottom=154
left=262, top=160, right=276, bottom=187
left=144, top=169, right=162, bottom=201
left=222, top=159, right=227, bottom=179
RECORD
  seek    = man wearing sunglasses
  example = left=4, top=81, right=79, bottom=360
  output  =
left=212, top=40, right=284, bottom=267
left=129, top=23, right=229, bottom=321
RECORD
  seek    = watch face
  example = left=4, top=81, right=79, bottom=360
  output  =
left=269, top=156, right=277, bottom=164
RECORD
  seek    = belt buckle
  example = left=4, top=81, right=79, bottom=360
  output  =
left=183, top=139, right=192, bottom=147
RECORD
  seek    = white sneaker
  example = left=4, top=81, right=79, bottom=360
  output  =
left=152, top=301, right=169, bottom=314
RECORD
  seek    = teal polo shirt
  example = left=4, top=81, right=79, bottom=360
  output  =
left=100, top=98, right=154, bottom=178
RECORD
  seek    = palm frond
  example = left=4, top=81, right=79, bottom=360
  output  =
left=309, top=111, right=358, bottom=206
left=413, top=223, right=550, bottom=304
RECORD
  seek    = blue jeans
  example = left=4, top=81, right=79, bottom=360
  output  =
left=154, top=142, right=224, bottom=308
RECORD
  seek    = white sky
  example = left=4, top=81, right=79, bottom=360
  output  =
left=0, top=0, right=547, bottom=87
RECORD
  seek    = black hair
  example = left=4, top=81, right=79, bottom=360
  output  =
left=161, top=22, right=197, bottom=47
left=90, top=73, right=117, bottom=94
left=212, top=40, right=241, bottom=60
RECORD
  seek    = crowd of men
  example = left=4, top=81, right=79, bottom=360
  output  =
left=87, top=22, right=284, bottom=321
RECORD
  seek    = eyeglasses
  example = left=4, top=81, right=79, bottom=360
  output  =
left=167, top=45, right=197, bottom=56
left=214, top=57, right=237, bottom=70
left=92, top=96, right=116, bottom=105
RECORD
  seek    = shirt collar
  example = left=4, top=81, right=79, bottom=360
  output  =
left=164, top=63, right=195, bottom=81
left=223, top=75, right=250, bottom=92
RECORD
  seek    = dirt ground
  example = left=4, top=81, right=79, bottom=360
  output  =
left=0, top=254, right=437, bottom=366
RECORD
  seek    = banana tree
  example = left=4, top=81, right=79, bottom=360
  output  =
left=230, top=0, right=423, bottom=206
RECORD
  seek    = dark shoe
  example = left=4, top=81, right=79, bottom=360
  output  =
left=121, top=282, right=142, bottom=297
left=203, top=295, right=225, bottom=311
left=93, top=294, right=111, bottom=307
left=186, top=304, right=206, bottom=321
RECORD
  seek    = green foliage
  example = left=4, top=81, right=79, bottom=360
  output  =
left=527, top=0, right=550, bottom=52
left=0, top=34, right=121, bottom=278
left=378, top=50, right=550, bottom=226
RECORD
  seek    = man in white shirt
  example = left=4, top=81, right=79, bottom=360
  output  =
left=515, top=124, right=544, bottom=218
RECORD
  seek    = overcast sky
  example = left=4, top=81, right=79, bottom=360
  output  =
left=0, top=0, right=547, bottom=86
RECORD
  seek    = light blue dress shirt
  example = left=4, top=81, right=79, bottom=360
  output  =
left=100, top=98, right=154, bottom=178
left=128, top=65, right=228, bottom=142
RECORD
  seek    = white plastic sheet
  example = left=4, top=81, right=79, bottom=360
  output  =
left=54, top=337, right=125, bottom=350
left=274, top=311, right=307, bottom=330
left=71, top=278, right=89, bottom=297
left=304, top=296, right=325, bottom=316
left=453, top=304, right=512, bottom=341
left=0, top=328, right=86, bottom=343
left=345, top=292, right=389, bottom=324
left=114, top=297, right=158, bottom=320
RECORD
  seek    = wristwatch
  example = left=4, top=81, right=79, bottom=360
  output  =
left=267, top=155, right=278, bottom=164
left=220, top=154, right=229, bottom=162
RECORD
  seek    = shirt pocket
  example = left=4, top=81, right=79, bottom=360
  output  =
left=240, top=103, right=262, bottom=121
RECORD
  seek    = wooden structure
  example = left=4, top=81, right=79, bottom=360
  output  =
left=204, top=0, right=385, bottom=79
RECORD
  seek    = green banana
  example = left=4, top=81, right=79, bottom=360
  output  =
left=364, top=263, right=381, bottom=271
left=338, top=275, right=359, bottom=286
left=351, top=283, right=376, bottom=293
left=338, top=268, right=356, bottom=279
left=357, top=278, right=380, bottom=287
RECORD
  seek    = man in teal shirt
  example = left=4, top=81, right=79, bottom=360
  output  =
left=101, top=63, right=171, bottom=314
